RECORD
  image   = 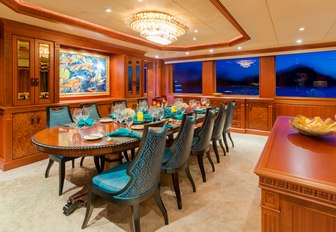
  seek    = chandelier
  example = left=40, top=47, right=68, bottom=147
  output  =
left=127, top=11, right=189, bottom=45
left=236, top=60, right=255, bottom=68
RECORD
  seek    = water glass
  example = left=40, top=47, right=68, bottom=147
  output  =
left=82, top=107, right=89, bottom=121
left=125, top=117, right=133, bottom=128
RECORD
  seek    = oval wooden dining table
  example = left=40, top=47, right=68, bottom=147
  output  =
left=31, top=115, right=205, bottom=215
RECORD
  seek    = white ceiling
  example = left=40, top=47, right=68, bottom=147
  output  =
left=0, top=0, right=336, bottom=60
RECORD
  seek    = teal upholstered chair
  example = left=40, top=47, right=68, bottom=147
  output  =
left=162, top=113, right=196, bottom=209
left=223, top=101, right=235, bottom=152
left=211, top=104, right=228, bottom=163
left=191, top=108, right=216, bottom=182
left=80, top=103, right=101, bottom=120
left=82, top=123, right=169, bottom=232
left=45, top=104, right=78, bottom=196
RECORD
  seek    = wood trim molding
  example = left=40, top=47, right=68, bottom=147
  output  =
left=259, top=176, right=336, bottom=209
left=0, top=0, right=250, bottom=51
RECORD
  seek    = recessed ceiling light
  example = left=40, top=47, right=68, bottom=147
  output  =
left=138, top=0, right=143, bottom=2
left=296, top=39, right=303, bottom=44
left=209, top=49, right=214, bottom=53
left=193, top=37, right=197, bottom=41
left=194, top=30, right=198, bottom=33
left=185, top=52, right=189, bottom=55
left=299, top=27, right=305, bottom=31
left=105, top=8, right=112, bottom=13
left=155, top=55, right=159, bottom=58
left=237, top=46, right=242, bottom=50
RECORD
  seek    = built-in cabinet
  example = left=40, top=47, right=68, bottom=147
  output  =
left=245, top=99, right=273, bottom=133
left=13, top=35, right=54, bottom=105
left=126, top=56, right=143, bottom=97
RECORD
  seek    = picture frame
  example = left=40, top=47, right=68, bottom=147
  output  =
left=59, top=49, right=110, bottom=97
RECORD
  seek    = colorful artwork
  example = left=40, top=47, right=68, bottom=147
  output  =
left=59, top=50, right=109, bottom=97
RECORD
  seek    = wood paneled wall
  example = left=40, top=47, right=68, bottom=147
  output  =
left=202, top=61, right=215, bottom=95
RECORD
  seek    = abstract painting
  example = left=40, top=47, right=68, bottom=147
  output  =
left=59, top=49, right=109, bottom=97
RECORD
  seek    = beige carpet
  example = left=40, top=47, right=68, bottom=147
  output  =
left=0, top=133, right=267, bottom=232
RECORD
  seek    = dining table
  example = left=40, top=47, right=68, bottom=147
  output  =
left=31, top=114, right=205, bottom=215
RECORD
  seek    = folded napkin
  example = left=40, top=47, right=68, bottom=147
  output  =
left=144, top=113, right=153, bottom=120
left=167, top=124, right=174, bottom=129
left=109, top=113, right=116, bottom=119
left=193, top=108, right=207, bottom=114
left=78, top=118, right=94, bottom=127
left=172, top=113, right=184, bottom=120
left=105, top=127, right=141, bottom=138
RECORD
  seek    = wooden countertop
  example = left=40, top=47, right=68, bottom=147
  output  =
left=255, top=116, right=336, bottom=201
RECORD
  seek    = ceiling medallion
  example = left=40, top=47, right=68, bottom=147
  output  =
left=127, top=11, right=189, bottom=45
left=236, top=60, right=255, bottom=68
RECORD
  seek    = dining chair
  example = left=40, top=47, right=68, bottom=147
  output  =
left=80, top=103, right=101, bottom=120
left=45, top=104, right=78, bottom=196
left=191, top=108, right=216, bottom=182
left=113, top=100, right=127, bottom=108
left=211, top=104, right=228, bottom=163
left=222, top=101, right=236, bottom=152
left=82, top=123, right=169, bottom=232
left=162, top=113, right=196, bottom=209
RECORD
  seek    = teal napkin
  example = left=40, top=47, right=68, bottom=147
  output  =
left=167, top=124, right=174, bottom=129
left=78, top=118, right=94, bottom=127
left=193, top=108, right=207, bottom=114
left=109, top=113, right=116, bottom=119
left=172, top=114, right=183, bottom=120
left=105, top=128, right=141, bottom=138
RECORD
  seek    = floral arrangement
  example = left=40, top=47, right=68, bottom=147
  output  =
left=122, top=108, right=136, bottom=118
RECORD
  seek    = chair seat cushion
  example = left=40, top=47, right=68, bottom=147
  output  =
left=92, top=162, right=131, bottom=193
left=162, top=147, right=172, bottom=163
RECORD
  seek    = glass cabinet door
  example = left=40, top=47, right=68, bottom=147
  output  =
left=126, top=56, right=143, bottom=97
left=35, top=40, right=53, bottom=104
left=14, top=36, right=35, bottom=105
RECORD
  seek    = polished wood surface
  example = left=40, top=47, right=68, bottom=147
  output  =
left=255, top=116, right=336, bottom=232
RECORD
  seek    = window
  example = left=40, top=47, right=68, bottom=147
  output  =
left=172, top=62, right=202, bottom=93
left=216, top=58, right=259, bottom=95
left=276, top=50, right=336, bottom=98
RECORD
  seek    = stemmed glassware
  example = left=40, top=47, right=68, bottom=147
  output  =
left=125, top=117, right=133, bottom=129
left=205, top=98, right=210, bottom=107
left=72, top=108, right=82, bottom=131
left=158, top=107, right=165, bottom=121
left=189, top=99, right=197, bottom=109
left=81, top=107, right=89, bottom=121
left=201, top=97, right=207, bottom=106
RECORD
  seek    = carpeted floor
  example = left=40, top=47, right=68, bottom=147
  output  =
left=0, top=133, right=267, bottom=232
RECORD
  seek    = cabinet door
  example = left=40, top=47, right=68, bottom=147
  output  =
left=246, top=102, right=269, bottom=130
left=35, top=40, right=54, bottom=104
left=126, top=57, right=143, bottom=97
left=13, top=35, right=35, bottom=105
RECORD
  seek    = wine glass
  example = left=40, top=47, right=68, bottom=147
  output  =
left=125, top=117, right=133, bottom=129
left=189, top=99, right=196, bottom=109
left=205, top=98, right=211, bottom=107
left=158, top=107, right=165, bottom=121
left=72, top=108, right=82, bottom=130
left=82, top=107, right=89, bottom=121
left=116, top=112, right=124, bottom=125
left=195, top=101, right=201, bottom=109
left=201, top=97, right=207, bottom=106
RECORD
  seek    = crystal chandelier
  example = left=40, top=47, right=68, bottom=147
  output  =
left=236, top=60, right=255, bottom=68
left=127, top=11, right=189, bottom=45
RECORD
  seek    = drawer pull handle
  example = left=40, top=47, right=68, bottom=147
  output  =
left=30, top=116, right=34, bottom=125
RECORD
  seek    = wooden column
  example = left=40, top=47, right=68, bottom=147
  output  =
left=202, top=61, right=215, bottom=95
left=110, top=54, right=126, bottom=98
left=259, top=56, right=275, bottom=98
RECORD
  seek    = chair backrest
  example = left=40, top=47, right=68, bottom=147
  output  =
left=163, top=113, right=196, bottom=169
left=46, top=105, right=73, bottom=128
left=115, top=124, right=168, bottom=199
left=211, top=104, right=228, bottom=140
left=223, top=101, right=236, bottom=132
left=80, top=103, right=101, bottom=120
left=192, top=108, right=216, bottom=152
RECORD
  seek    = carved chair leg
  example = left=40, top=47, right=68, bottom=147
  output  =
left=172, top=173, right=182, bottom=209
left=219, top=138, right=227, bottom=156
left=228, top=132, right=234, bottom=148
left=59, top=161, right=66, bottom=196
left=185, top=163, right=196, bottom=192
left=154, top=188, right=169, bottom=225
left=131, top=148, right=135, bottom=160
left=93, top=156, right=103, bottom=173
left=222, top=132, right=229, bottom=152
left=206, top=151, right=215, bottom=172
left=197, top=154, right=206, bottom=182
left=212, top=140, right=220, bottom=163
left=80, top=157, right=85, bottom=167
left=71, top=159, right=75, bottom=168
left=81, top=189, right=95, bottom=229
left=131, top=204, right=141, bottom=232
left=45, top=158, right=54, bottom=178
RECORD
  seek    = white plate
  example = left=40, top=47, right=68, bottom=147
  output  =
left=99, top=118, right=113, bottom=123
left=83, top=134, right=104, bottom=141
left=131, top=125, right=144, bottom=130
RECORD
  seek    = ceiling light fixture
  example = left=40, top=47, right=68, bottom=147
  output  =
left=299, top=27, right=305, bottom=31
left=296, top=39, right=303, bottom=44
left=105, top=8, right=112, bottom=13
left=193, top=37, right=197, bottom=41
left=209, top=49, right=214, bottom=53
left=236, top=60, right=255, bottom=68
left=237, top=46, right=242, bottom=50
left=127, top=11, right=189, bottom=45
left=185, top=52, right=189, bottom=55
